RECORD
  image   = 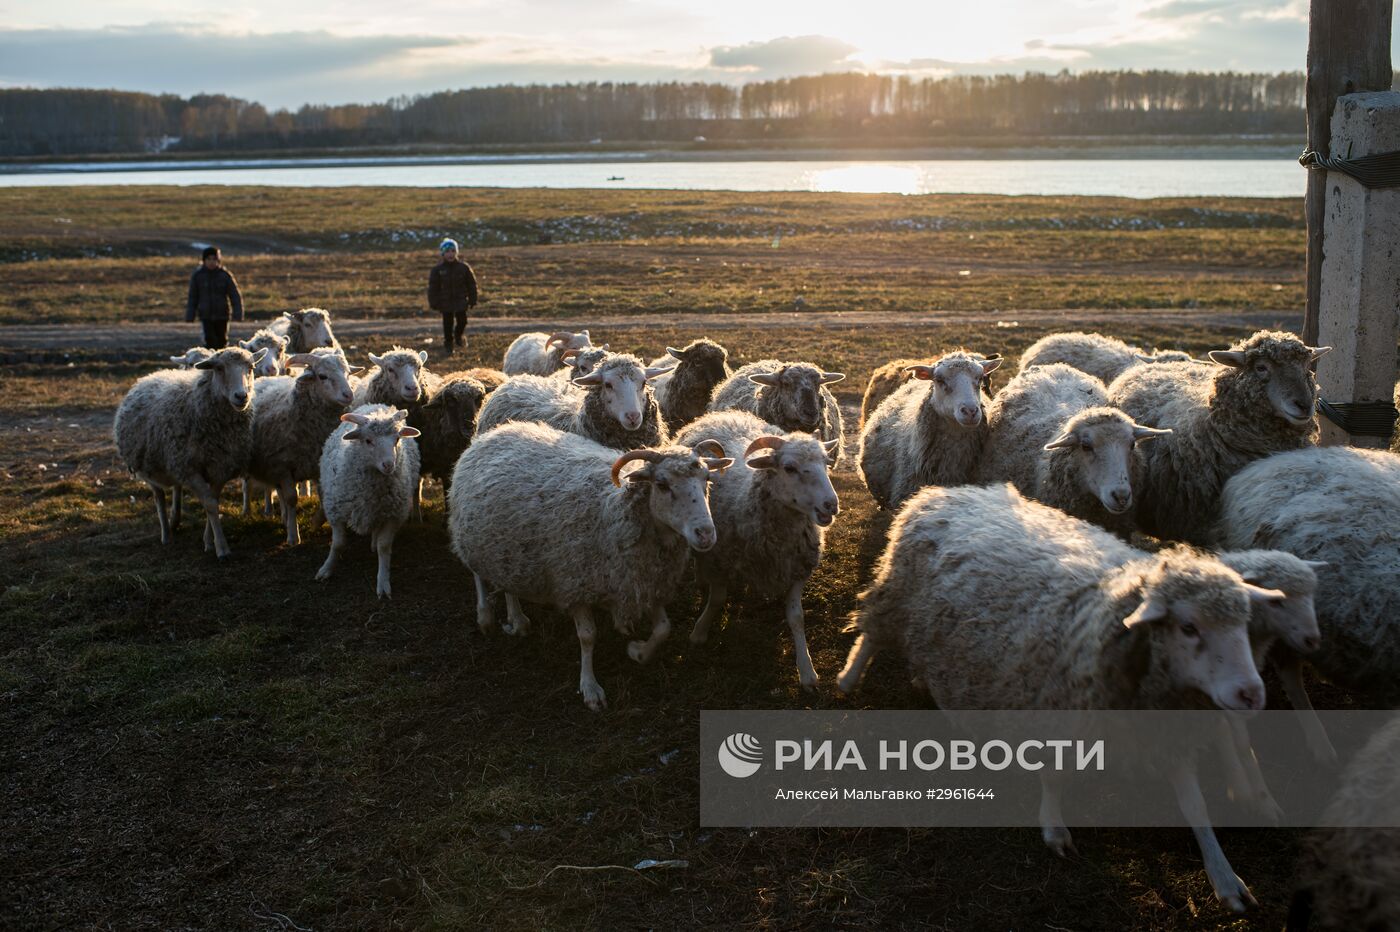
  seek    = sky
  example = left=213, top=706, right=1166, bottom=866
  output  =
left=0, top=0, right=1393, bottom=108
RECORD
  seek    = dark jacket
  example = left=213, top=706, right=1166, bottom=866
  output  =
left=428, top=259, right=479, bottom=314
left=186, top=266, right=244, bottom=322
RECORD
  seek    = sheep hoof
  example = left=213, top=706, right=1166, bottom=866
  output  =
left=1215, top=876, right=1256, bottom=913
left=377, top=581, right=392, bottom=599
left=1042, top=827, right=1076, bottom=858
left=799, top=671, right=820, bottom=691
left=580, top=683, right=607, bottom=711
left=315, top=565, right=333, bottom=582
left=627, top=640, right=648, bottom=663
left=688, top=627, right=710, bottom=645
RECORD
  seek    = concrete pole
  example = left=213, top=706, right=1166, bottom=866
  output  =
left=1315, top=91, right=1400, bottom=447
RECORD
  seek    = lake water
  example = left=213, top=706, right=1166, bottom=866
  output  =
left=0, top=156, right=1304, bottom=198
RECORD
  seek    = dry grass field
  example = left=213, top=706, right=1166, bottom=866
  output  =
left=0, top=186, right=1324, bottom=930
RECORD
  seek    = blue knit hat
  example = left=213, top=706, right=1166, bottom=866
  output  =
left=439, top=238, right=459, bottom=254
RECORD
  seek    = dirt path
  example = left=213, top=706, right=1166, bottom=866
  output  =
left=0, top=307, right=1301, bottom=357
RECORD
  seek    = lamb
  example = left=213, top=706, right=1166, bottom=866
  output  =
left=113, top=346, right=267, bottom=558
left=268, top=307, right=341, bottom=354
left=245, top=349, right=360, bottom=545
left=857, top=351, right=1002, bottom=509
left=838, top=482, right=1278, bottom=912
left=1292, top=714, right=1400, bottom=931
left=314, top=404, right=421, bottom=598
left=708, top=360, right=846, bottom=459
left=447, top=421, right=730, bottom=710
left=1108, top=330, right=1329, bottom=543
left=1020, top=331, right=1202, bottom=384
left=238, top=328, right=290, bottom=378
left=502, top=329, right=593, bottom=376
left=649, top=339, right=732, bottom=431
left=476, top=353, right=670, bottom=449
left=406, top=372, right=488, bottom=497
left=1217, top=446, right=1400, bottom=707
left=674, top=411, right=839, bottom=688
left=860, top=353, right=999, bottom=428
left=351, top=347, right=430, bottom=409
left=975, top=363, right=1170, bottom=533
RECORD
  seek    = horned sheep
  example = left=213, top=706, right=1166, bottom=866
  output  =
left=476, top=353, right=669, bottom=449
left=975, top=363, right=1169, bottom=533
left=857, top=351, right=1001, bottom=509
left=502, top=329, right=593, bottom=376
left=113, top=346, right=267, bottom=558
left=675, top=411, right=839, bottom=689
left=315, top=404, right=421, bottom=598
left=447, top=421, right=730, bottom=710
left=1108, top=330, right=1329, bottom=543
left=550, top=344, right=611, bottom=382
left=839, top=482, right=1280, bottom=912
left=649, top=339, right=732, bottom=431
left=708, top=360, right=846, bottom=459
left=269, top=307, right=341, bottom=354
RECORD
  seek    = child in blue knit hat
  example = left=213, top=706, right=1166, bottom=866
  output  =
left=427, top=239, right=479, bottom=355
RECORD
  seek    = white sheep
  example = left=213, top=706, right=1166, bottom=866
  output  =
left=476, top=353, right=669, bottom=449
left=268, top=307, right=341, bottom=354
left=238, top=328, right=290, bottom=378
left=857, top=351, right=1001, bottom=509
left=975, top=363, right=1170, bottom=533
left=502, top=329, right=592, bottom=376
left=315, top=404, right=421, bottom=598
left=1217, top=446, right=1400, bottom=710
left=351, top=347, right=430, bottom=408
left=1020, top=331, right=1202, bottom=384
left=169, top=346, right=214, bottom=368
left=839, top=482, right=1280, bottom=912
left=1108, top=330, right=1329, bottom=543
left=447, top=421, right=731, bottom=710
left=709, top=360, right=846, bottom=460
left=245, top=349, right=361, bottom=545
left=674, top=411, right=840, bottom=689
left=549, top=344, right=611, bottom=381
left=113, top=346, right=267, bottom=558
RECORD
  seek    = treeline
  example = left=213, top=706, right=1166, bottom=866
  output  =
left=3, top=70, right=1397, bottom=157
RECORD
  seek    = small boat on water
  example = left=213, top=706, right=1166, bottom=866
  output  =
left=606, top=175, right=625, bottom=181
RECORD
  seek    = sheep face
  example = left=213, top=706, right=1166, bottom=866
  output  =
left=909, top=354, right=1000, bottom=428
left=194, top=347, right=263, bottom=410
left=241, top=330, right=289, bottom=377
left=749, top=364, right=844, bottom=432
left=561, top=345, right=610, bottom=381
left=170, top=346, right=214, bottom=368
left=575, top=357, right=666, bottom=432
left=614, top=448, right=730, bottom=552
left=369, top=348, right=428, bottom=404
left=291, top=350, right=359, bottom=407
left=1044, top=409, right=1169, bottom=515
left=1122, top=558, right=1274, bottom=712
left=286, top=309, right=336, bottom=350
left=427, top=379, right=486, bottom=439
left=669, top=340, right=730, bottom=386
left=1226, top=552, right=1324, bottom=655
left=341, top=408, right=420, bottom=476
left=1209, top=335, right=1329, bottom=428
left=745, top=434, right=840, bottom=527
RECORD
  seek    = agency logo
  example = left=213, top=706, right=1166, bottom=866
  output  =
left=717, top=732, right=763, bottom=778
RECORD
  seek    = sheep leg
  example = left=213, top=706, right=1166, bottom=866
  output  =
left=316, top=522, right=346, bottom=582
left=571, top=605, right=607, bottom=711
left=503, top=593, right=532, bottom=637
left=690, top=582, right=727, bottom=644
left=171, top=484, right=183, bottom=528
left=263, top=487, right=275, bottom=516
left=240, top=478, right=251, bottom=515
left=374, top=521, right=399, bottom=599
left=1276, top=652, right=1337, bottom=764
left=1167, top=760, right=1255, bottom=914
left=413, top=478, right=424, bottom=523
left=628, top=606, right=672, bottom=665
left=784, top=581, right=819, bottom=690
left=1228, top=714, right=1282, bottom=824
left=1038, top=769, right=1076, bottom=857
left=278, top=479, right=300, bottom=546
left=472, top=574, right=497, bottom=632
left=144, top=480, right=172, bottom=544
left=837, top=633, right=875, bottom=695
left=186, top=476, right=231, bottom=558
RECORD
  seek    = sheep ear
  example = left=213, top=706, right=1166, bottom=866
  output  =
left=392, top=409, right=409, bottom=422
left=368, top=352, right=384, bottom=366
left=703, top=457, right=735, bottom=475
left=643, top=366, right=672, bottom=381
left=1244, top=583, right=1287, bottom=606
left=749, top=372, right=781, bottom=387
left=580, top=330, right=590, bottom=341
left=597, top=343, right=609, bottom=351
left=287, top=353, right=318, bottom=367
left=1132, top=425, right=1172, bottom=442
left=820, top=372, right=846, bottom=385
left=238, top=339, right=252, bottom=349
left=692, top=439, right=726, bottom=458
left=904, top=365, right=935, bottom=381
left=418, top=351, right=429, bottom=365
left=822, top=439, right=840, bottom=462
left=573, top=372, right=604, bottom=387
left=667, top=346, right=687, bottom=361
left=746, top=453, right=779, bottom=470
left=1123, top=594, right=1169, bottom=628
left=1304, top=560, right=1329, bottom=571
left=169, top=355, right=188, bottom=364
left=1208, top=350, right=1247, bottom=368
left=282, top=311, right=297, bottom=321
left=1308, top=345, right=1332, bottom=362
left=347, top=365, right=366, bottom=375
left=398, top=427, right=421, bottom=439
left=194, top=357, right=218, bottom=370
left=979, top=357, right=1003, bottom=375
left=626, top=465, right=655, bottom=484
left=1043, top=430, right=1078, bottom=451
left=341, top=412, right=369, bottom=425
left=250, top=348, right=269, bottom=364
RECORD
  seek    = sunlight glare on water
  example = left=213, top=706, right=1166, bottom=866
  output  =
left=804, top=163, right=922, bottom=195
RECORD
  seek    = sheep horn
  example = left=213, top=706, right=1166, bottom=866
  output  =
left=692, top=439, right=726, bottom=458
left=1132, top=425, right=1172, bottom=441
left=820, top=372, right=846, bottom=385
left=546, top=331, right=577, bottom=349
left=610, top=450, right=664, bottom=487
left=561, top=348, right=582, bottom=363
left=743, top=436, right=786, bottom=458
left=667, top=346, right=687, bottom=360
left=1308, top=345, right=1332, bottom=362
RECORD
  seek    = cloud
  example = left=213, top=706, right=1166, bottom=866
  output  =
left=709, top=35, right=859, bottom=75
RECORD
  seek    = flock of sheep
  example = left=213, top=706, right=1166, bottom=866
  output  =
left=111, top=308, right=1399, bottom=925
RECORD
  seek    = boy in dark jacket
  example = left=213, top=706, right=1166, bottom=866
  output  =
left=427, top=238, right=479, bottom=355
left=185, top=246, right=244, bottom=349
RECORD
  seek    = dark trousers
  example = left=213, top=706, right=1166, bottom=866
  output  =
left=202, top=319, right=229, bottom=350
left=441, top=309, right=467, bottom=348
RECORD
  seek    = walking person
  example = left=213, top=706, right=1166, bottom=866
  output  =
left=428, top=238, right=478, bottom=355
left=185, top=246, right=244, bottom=349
